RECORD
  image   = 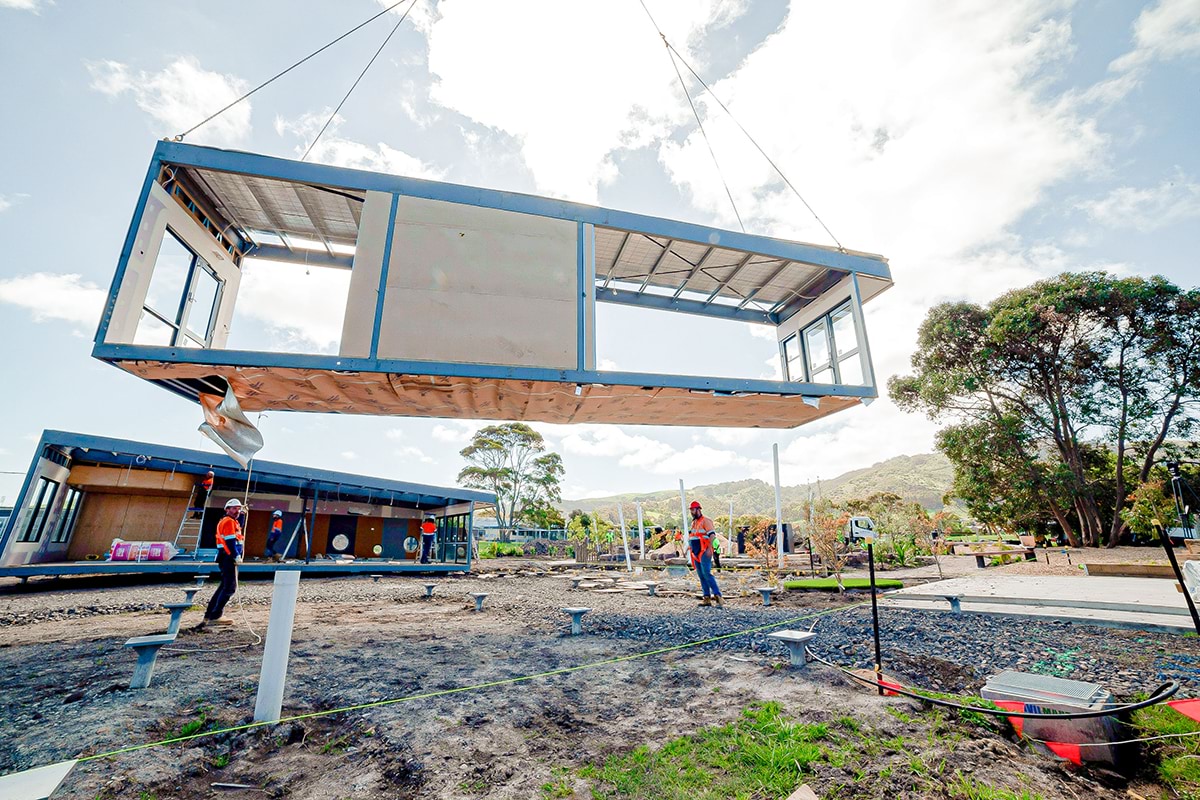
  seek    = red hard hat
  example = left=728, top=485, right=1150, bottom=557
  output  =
left=689, top=501, right=701, bottom=509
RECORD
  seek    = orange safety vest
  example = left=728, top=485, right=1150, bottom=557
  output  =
left=421, top=521, right=436, bottom=536
left=216, top=516, right=243, bottom=555
left=201, top=476, right=214, bottom=491
left=271, top=518, right=283, bottom=535
left=689, top=516, right=714, bottom=564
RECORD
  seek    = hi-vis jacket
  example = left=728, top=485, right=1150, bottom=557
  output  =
left=217, top=516, right=244, bottom=556
left=689, top=515, right=715, bottom=564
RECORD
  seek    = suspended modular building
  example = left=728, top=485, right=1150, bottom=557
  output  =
left=91, top=141, right=892, bottom=426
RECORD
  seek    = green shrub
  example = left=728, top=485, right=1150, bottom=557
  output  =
left=477, top=541, right=525, bottom=559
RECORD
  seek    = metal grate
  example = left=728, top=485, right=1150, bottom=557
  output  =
left=982, top=671, right=1112, bottom=709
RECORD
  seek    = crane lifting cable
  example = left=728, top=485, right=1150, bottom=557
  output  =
left=637, top=0, right=746, bottom=234
left=175, top=0, right=412, bottom=141
left=303, top=0, right=419, bottom=161
left=636, top=0, right=845, bottom=251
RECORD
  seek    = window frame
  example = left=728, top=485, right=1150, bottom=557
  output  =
left=138, top=228, right=225, bottom=348
left=783, top=301, right=869, bottom=386
left=50, top=486, right=84, bottom=544
left=19, top=477, right=60, bottom=543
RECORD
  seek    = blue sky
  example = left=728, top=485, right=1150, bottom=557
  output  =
left=0, top=0, right=1197, bottom=507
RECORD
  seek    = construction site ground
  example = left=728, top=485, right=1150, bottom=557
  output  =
left=1, top=553, right=1197, bottom=799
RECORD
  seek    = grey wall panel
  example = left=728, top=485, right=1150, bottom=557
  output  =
left=377, top=290, right=577, bottom=368
left=376, top=196, right=579, bottom=368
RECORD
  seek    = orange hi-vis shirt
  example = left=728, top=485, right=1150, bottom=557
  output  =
left=690, top=515, right=715, bottom=558
left=421, top=521, right=436, bottom=536
left=201, top=476, right=214, bottom=491
left=271, top=518, right=283, bottom=534
left=217, top=516, right=243, bottom=555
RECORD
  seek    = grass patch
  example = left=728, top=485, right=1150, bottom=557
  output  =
left=579, top=702, right=829, bottom=799
left=782, top=577, right=904, bottom=591
left=1132, top=704, right=1200, bottom=799
left=947, top=772, right=1044, bottom=799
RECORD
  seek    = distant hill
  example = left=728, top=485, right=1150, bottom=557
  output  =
left=561, top=453, right=953, bottom=524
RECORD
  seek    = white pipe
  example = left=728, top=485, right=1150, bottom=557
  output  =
left=253, top=570, right=300, bottom=723
left=679, top=479, right=689, bottom=554
left=618, top=504, right=632, bottom=571
left=636, top=502, right=645, bottom=559
left=773, top=443, right=784, bottom=570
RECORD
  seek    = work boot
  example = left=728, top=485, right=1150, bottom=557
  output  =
left=711, top=595, right=724, bottom=607
left=699, top=597, right=712, bottom=607
left=214, top=617, right=234, bottom=626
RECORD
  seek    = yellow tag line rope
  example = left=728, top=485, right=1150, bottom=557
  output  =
left=76, top=602, right=869, bottom=764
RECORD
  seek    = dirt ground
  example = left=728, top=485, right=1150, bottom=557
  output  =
left=0, top=562, right=1192, bottom=799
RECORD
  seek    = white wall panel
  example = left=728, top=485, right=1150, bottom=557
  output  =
left=339, top=191, right=394, bottom=358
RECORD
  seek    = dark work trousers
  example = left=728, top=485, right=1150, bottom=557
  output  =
left=420, top=533, right=436, bottom=564
left=205, top=550, right=238, bottom=620
left=713, top=551, right=721, bottom=569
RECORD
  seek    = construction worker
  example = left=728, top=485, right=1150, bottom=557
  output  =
left=688, top=501, right=723, bottom=607
left=712, top=531, right=722, bottom=570
left=264, top=509, right=284, bottom=561
left=419, top=515, right=436, bottom=564
left=199, top=498, right=244, bottom=628
left=193, top=470, right=215, bottom=519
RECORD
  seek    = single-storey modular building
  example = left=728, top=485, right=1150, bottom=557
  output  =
left=0, top=430, right=492, bottom=578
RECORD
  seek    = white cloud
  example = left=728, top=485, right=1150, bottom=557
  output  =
left=766, top=399, right=941, bottom=486
left=431, top=420, right=485, bottom=444
left=1111, top=0, right=1200, bottom=73
left=702, top=427, right=763, bottom=447
left=233, top=260, right=351, bottom=352
left=395, top=444, right=434, bottom=463
left=0, top=272, right=105, bottom=328
left=420, top=0, right=749, bottom=200
left=0, top=193, right=29, bottom=213
left=0, top=0, right=43, bottom=11
left=275, top=111, right=444, bottom=179
left=661, top=3, right=1098, bottom=260
left=87, top=57, right=251, bottom=146
left=553, top=424, right=763, bottom=477
left=1078, top=172, right=1200, bottom=232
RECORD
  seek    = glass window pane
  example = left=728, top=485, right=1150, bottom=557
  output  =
left=145, top=230, right=194, bottom=322
left=53, top=487, right=82, bottom=543
left=22, top=477, right=58, bottom=543
left=805, top=320, right=831, bottom=372
left=838, top=354, right=864, bottom=386
left=134, top=311, right=175, bottom=346
left=812, top=367, right=834, bottom=384
left=831, top=305, right=858, bottom=359
left=783, top=336, right=803, bottom=381
left=186, top=263, right=221, bottom=341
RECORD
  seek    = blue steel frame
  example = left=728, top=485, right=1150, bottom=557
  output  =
left=93, top=141, right=891, bottom=401
left=0, top=430, right=493, bottom=564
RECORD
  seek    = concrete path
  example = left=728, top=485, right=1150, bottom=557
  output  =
left=884, top=575, right=1197, bottom=633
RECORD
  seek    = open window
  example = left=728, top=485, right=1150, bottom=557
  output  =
left=135, top=228, right=225, bottom=347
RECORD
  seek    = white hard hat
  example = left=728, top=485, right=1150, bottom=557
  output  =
left=272, top=510, right=283, bottom=517
left=225, top=498, right=243, bottom=509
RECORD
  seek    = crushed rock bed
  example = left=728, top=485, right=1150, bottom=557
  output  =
left=0, top=570, right=1194, bottom=799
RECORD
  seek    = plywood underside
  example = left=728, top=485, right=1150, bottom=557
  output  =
left=116, top=361, right=862, bottom=428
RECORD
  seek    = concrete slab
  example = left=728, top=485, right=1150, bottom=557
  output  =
left=885, top=575, right=1196, bottom=633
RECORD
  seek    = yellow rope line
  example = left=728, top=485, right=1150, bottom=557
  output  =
left=77, top=602, right=867, bottom=763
